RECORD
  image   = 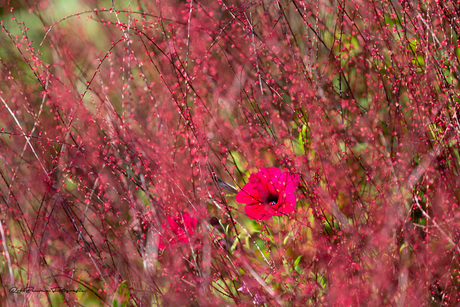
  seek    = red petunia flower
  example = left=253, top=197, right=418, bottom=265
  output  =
left=236, top=167, right=300, bottom=220
left=158, top=212, right=197, bottom=249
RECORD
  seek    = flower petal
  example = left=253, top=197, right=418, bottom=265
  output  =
left=259, top=167, right=282, bottom=181
left=259, top=167, right=282, bottom=196
left=245, top=204, right=273, bottom=220
left=275, top=172, right=299, bottom=192
left=236, top=181, right=264, bottom=205
left=158, top=239, right=166, bottom=249
left=183, top=213, right=197, bottom=234
left=274, top=193, right=296, bottom=215
left=163, top=213, right=198, bottom=246
left=238, top=167, right=299, bottom=220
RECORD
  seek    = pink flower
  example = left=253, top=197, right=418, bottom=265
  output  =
left=158, top=213, right=197, bottom=249
left=236, top=167, right=300, bottom=220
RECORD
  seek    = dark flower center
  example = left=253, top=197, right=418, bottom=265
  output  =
left=266, top=194, right=279, bottom=206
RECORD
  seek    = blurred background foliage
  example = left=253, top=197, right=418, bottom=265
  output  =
left=1, top=0, right=460, bottom=305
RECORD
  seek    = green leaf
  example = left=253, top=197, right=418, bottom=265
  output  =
left=283, top=235, right=290, bottom=246
left=230, top=236, right=239, bottom=252
left=294, top=255, right=302, bottom=273
left=294, top=255, right=302, bottom=267
left=113, top=281, right=130, bottom=307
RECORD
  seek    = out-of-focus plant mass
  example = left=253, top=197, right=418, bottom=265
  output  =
left=1, top=0, right=460, bottom=305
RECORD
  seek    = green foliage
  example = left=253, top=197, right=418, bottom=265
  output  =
left=112, top=281, right=131, bottom=307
